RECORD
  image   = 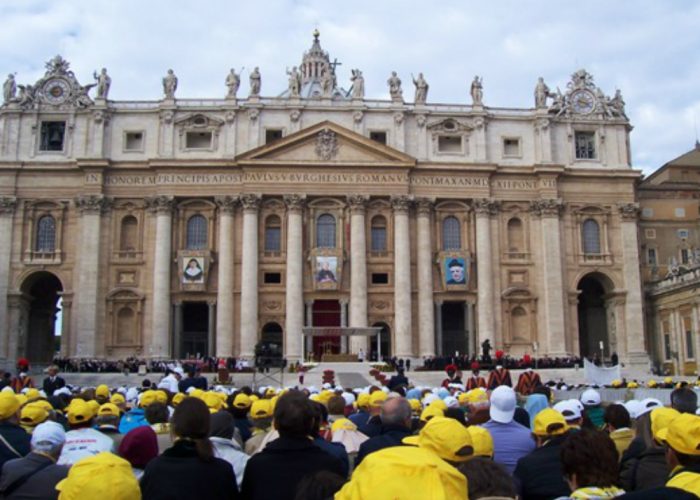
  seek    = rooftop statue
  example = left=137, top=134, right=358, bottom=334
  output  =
left=249, top=67, right=261, bottom=97
left=162, top=69, right=178, bottom=99
left=387, top=71, right=402, bottom=102
left=412, top=72, right=428, bottom=104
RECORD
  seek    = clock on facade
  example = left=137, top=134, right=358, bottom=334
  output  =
left=42, top=78, right=71, bottom=105
left=571, top=89, right=595, bottom=115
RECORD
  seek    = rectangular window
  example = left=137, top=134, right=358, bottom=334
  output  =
left=264, top=227, right=281, bottom=252
left=369, top=131, right=387, bottom=144
left=371, top=227, right=387, bottom=252
left=438, top=135, right=462, bottom=153
left=642, top=207, right=654, bottom=218
left=574, top=131, right=596, bottom=159
left=263, top=272, right=281, bottom=284
left=371, top=273, right=389, bottom=285
left=503, top=138, right=521, bottom=157
left=677, top=229, right=689, bottom=239
left=681, top=248, right=690, bottom=265
left=675, top=208, right=686, bottom=218
left=647, top=248, right=657, bottom=266
left=124, top=131, right=144, bottom=152
left=185, top=131, right=212, bottom=149
left=685, top=319, right=694, bottom=359
left=265, top=129, right=283, bottom=144
left=664, top=333, right=672, bottom=361
left=39, top=121, right=66, bottom=151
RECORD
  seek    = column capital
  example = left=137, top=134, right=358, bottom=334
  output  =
left=284, top=194, right=306, bottom=212
left=0, top=196, right=17, bottom=215
left=145, top=195, right=175, bottom=214
left=618, top=202, right=640, bottom=221
left=473, top=198, right=500, bottom=216
left=347, top=194, right=368, bottom=214
left=415, top=197, right=435, bottom=215
left=75, top=194, right=112, bottom=215
left=391, top=194, right=413, bottom=213
left=529, top=198, right=564, bottom=217
left=240, top=193, right=261, bottom=212
left=215, top=195, right=239, bottom=214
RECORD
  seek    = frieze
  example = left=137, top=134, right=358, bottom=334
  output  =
left=529, top=198, right=564, bottom=217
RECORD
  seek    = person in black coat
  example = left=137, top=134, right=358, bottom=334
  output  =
left=140, top=397, right=238, bottom=500
left=354, top=397, right=413, bottom=467
left=0, top=395, right=30, bottom=469
left=41, top=365, right=65, bottom=396
left=240, top=391, right=344, bottom=500
left=387, top=368, right=409, bottom=392
left=514, top=429, right=571, bottom=500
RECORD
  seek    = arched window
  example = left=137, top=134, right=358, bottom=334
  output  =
left=442, top=216, right=461, bottom=250
left=316, top=214, right=336, bottom=248
left=507, top=217, right=524, bottom=252
left=582, top=219, right=601, bottom=254
left=186, top=214, right=207, bottom=250
left=371, top=215, right=387, bottom=252
left=120, top=215, right=138, bottom=251
left=35, top=215, right=56, bottom=252
left=264, top=215, right=281, bottom=252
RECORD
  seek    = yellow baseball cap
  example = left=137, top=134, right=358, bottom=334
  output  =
left=647, top=379, right=658, bottom=388
left=32, top=399, right=54, bottom=412
left=97, top=403, right=120, bottom=418
left=331, top=418, right=358, bottom=432
left=55, top=452, right=140, bottom=500
left=664, top=377, right=674, bottom=385
left=203, top=392, right=225, bottom=413
left=264, top=387, right=276, bottom=398
left=369, top=391, right=387, bottom=408
left=467, top=425, right=494, bottom=458
left=25, top=388, right=40, bottom=402
left=533, top=408, right=569, bottom=437
left=87, top=400, right=100, bottom=416
left=154, top=390, right=168, bottom=405
left=20, top=402, right=49, bottom=426
left=403, top=416, right=473, bottom=463
left=139, top=390, right=157, bottom=408
left=464, top=388, right=489, bottom=405
left=233, top=393, right=252, bottom=409
left=67, top=400, right=94, bottom=425
left=611, top=379, right=623, bottom=388
left=110, top=393, right=126, bottom=405
left=95, top=385, right=110, bottom=398
left=172, top=393, right=186, bottom=406
left=650, top=407, right=681, bottom=441
left=191, top=389, right=205, bottom=400
left=318, top=390, right=335, bottom=405
left=627, top=381, right=639, bottom=389
left=657, top=413, right=700, bottom=456
left=428, top=398, right=448, bottom=411
left=251, top=399, right=272, bottom=419
left=419, top=404, right=444, bottom=422
left=408, top=399, right=422, bottom=413
left=0, top=393, right=20, bottom=420
left=356, top=393, right=371, bottom=409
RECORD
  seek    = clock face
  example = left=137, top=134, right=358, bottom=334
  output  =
left=42, top=78, right=71, bottom=105
left=571, top=89, right=595, bottom=115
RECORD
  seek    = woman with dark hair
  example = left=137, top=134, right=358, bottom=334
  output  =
left=140, top=397, right=239, bottom=499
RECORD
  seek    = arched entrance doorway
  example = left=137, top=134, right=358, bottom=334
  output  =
left=20, top=272, right=63, bottom=364
left=371, top=322, right=391, bottom=362
left=577, top=273, right=614, bottom=361
left=258, top=322, right=284, bottom=367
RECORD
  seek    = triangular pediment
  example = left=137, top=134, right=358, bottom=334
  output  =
left=236, top=121, right=416, bottom=167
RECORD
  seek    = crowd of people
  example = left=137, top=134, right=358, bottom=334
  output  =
left=420, top=353, right=584, bottom=372
left=50, top=357, right=250, bottom=374
left=0, top=362, right=699, bottom=499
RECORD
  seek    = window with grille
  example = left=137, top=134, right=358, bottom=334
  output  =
left=442, top=216, right=461, bottom=250
left=316, top=214, right=336, bottom=248
left=574, top=131, right=596, bottom=159
left=371, top=215, right=387, bottom=252
left=186, top=214, right=207, bottom=250
left=582, top=219, right=601, bottom=254
left=264, top=215, right=281, bottom=252
left=36, top=215, right=56, bottom=252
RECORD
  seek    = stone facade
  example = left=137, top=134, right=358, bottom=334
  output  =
left=0, top=34, right=647, bottom=365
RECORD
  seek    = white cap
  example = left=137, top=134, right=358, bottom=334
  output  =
left=322, top=382, right=332, bottom=389
left=185, top=386, right=197, bottom=395
left=1, top=386, right=13, bottom=394
left=554, top=399, right=582, bottom=421
left=125, top=387, right=139, bottom=403
left=489, top=386, right=516, bottom=424
left=31, top=421, right=66, bottom=450
left=341, top=392, right=355, bottom=406
left=443, top=396, right=459, bottom=409
left=580, top=389, right=601, bottom=406
left=173, top=366, right=185, bottom=377
left=53, top=387, right=71, bottom=397
left=637, top=398, right=663, bottom=417
left=623, top=400, right=643, bottom=419
left=423, top=393, right=439, bottom=406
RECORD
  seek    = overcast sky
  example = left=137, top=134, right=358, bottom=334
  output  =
left=1, top=0, right=699, bottom=174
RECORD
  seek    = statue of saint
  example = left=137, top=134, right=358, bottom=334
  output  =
left=162, top=69, right=178, bottom=99
left=534, top=77, right=550, bottom=108
left=387, top=71, right=402, bottom=101
left=412, top=72, right=428, bottom=104
left=93, top=68, right=111, bottom=99
left=321, top=67, right=333, bottom=97
left=286, top=66, right=301, bottom=97
left=225, top=68, right=241, bottom=98
left=249, top=67, right=261, bottom=97
left=608, top=89, right=627, bottom=118
left=470, top=76, right=483, bottom=105
left=3, top=74, right=16, bottom=104
left=350, top=69, right=364, bottom=99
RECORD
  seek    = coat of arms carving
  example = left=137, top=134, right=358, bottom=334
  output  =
left=315, top=128, right=339, bottom=161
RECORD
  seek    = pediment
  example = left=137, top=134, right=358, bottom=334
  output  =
left=236, top=121, right=415, bottom=167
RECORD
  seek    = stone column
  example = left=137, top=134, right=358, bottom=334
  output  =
left=58, top=293, right=72, bottom=358
left=146, top=195, right=175, bottom=358
left=416, top=198, right=435, bottom=357
left=348, top=195, right=369, bottom=354
left=618, top=203, right=649, bottom=366
left=305, top=300, right=314, bottom=358
left=468, top=301, right=476, bottom=356
left=0, top=197, right=16, bottom=360
left=208, top=301, right=216, bottom=356
left=215, top=196, right=238, bottom=357
left=531, top=199, right=567, bottom=356
left=339, top=299, right=348, bottom=354
left=474, top=199, right=497, bottom=347
left=392, top=195, right=413, bottom=358
left=74, top=195, right=110, bottom=357
left=239, top=194, right=261, bottom=359
left=435, top=300, right=443, bottom=356
left=284, top=194, right=305, bottom=362
left=173, top=302, right=183, bottom=358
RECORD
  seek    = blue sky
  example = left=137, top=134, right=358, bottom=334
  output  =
left=1, top=0, right=699, bottom=174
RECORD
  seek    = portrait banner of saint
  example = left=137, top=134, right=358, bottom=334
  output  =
left=182, top=256, right=205, bottom=284
left=445, top=257, right=467, bottom=285
left=315, top=256, right=338, bottom=289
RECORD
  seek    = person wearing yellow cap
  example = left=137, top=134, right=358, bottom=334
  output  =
left=55, top=452, right=140, bottom=500
left=57, top=400, right=114, bottom=465
left=348, top=392, right=371, bottom=432
left=0, top=391, right=30, bottom=468
left=95, top=384, right=111, bottom=404
left=560, top=430, right=625, bottom=498
left=118, top=390, right=152, bottom=434
left=96, top=403, right=124, bottom=450
left=19, top=401, right=49, bottom=433
left=245, top=399, right=274, bottom=455
left=403, top=416, right=474, bottom=464
left=463, top=387, right=490, bottom=426
left=653, top=413, right=700, bottom=497
left=513, top=408, right=571, bottom=499
left=355, top=397, right=413, bottom=467
left=466, top=425, right=494, bottom=458
left=229, top=391, right=253, bottom=443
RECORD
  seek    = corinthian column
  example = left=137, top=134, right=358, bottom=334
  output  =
left=215, top=196, right=238, bottom=357
left=74, top=195, right=111, bottom=357
left=531, top=199, right=567, bottom=356
left=239, top=194, right=261, bottom=359
left=618, top=203, right=649, bottom=366
left=416, top=198, right=435, bottom=357
left=474, top=199, right=497, bottom=347
left=146, top=195, right=175, bottom=358
left=284, top=194, right=305, bottom=362
left=348, top=194, right=369, bottom=354
left=392, top=195, right=413, bottom=358
left=0, top=197, right=17, bottom=359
